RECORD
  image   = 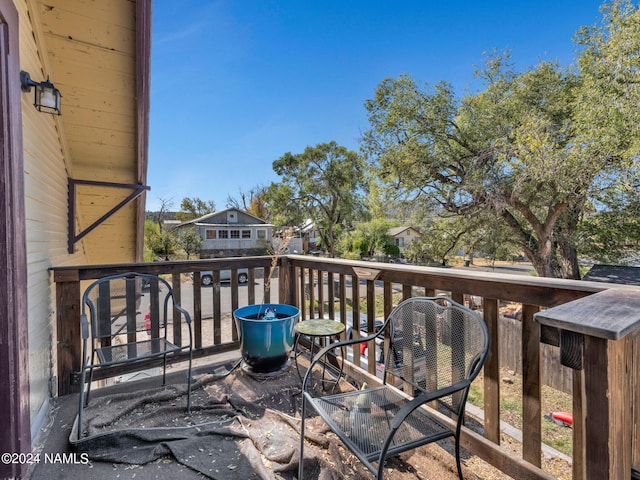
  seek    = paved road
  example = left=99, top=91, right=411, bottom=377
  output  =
left=457, top=261, right=534, bottom=275
left=170, top=276, right=393, bottom=319
left=195, top=278, right=267, bottom=315
left=162, top=263, right=533, bottom=320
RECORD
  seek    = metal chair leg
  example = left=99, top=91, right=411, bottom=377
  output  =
left=186, top=347, right=193, bottom=413
left=455, top=435, right=464, bottom=480
left=77, top=366, right=88, bottom=441
left=299, top=401, right=306, bottom=480
left=162, top=352, right=168, bottom=386
left=84, top=364, right=95, bottom=406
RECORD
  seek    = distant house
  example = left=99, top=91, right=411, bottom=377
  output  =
left=301, top=219, right=321, bottom=252
left=388, top=226, right=421, bottom=251
left=179, top=208, right=274, bottom=258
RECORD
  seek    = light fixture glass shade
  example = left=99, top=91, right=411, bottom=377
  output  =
left=20, top=71, right=62, bottom=115
left=34, top=80, right=61, bottom=115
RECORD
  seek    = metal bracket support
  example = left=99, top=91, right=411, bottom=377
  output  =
left=68, top=178, right=150, bottom=253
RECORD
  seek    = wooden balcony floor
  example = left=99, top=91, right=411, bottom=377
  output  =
left=26, top=352, right=508, bottom=480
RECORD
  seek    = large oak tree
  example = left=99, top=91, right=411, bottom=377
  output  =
left=362, top=2, right=640, bottom=278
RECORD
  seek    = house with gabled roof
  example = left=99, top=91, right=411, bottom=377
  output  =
left=388, top=226, right=422, bottom=251
left=179, top=207, right=274, bottom=258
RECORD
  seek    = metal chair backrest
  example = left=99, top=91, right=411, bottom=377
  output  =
left=82, top=272, right=174, bottom=344
left=384, top=297, right=489, bottom=411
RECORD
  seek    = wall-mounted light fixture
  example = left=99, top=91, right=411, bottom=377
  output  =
left=20, top=70, right=61, bottom=115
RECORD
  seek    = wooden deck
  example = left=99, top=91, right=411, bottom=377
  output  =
left=30, top=356, right=481, bottom=480
left=51, top=255, right=640, bottom=480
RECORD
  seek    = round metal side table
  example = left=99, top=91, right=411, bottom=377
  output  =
left=294, top=319, right=345, bottom=392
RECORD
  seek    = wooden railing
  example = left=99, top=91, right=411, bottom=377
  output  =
left=53, top=257, right=275, bottom=392
left=53, top=255, right=640, bottom=480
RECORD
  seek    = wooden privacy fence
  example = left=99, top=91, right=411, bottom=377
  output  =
left=500, top=315, right=573, bottom=393
left=53, top=254, right=640, bottom=480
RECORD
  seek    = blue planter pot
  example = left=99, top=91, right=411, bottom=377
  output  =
left=233, top=304, right=300, bottom=375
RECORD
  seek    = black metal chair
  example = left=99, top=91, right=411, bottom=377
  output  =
left=77, top=272, right=193, bottom=440
left=299, top=296, right=490, bottom=479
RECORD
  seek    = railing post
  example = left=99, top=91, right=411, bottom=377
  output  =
left=171, top=273, right=182, bottom=346
left=572, top=365, right=586, bottom=480
left=192, top=272, right=202, bottom=349
left=483, top=298, right=501, bottom=444
left=522, top=304, right=541, bottom=467
left=366, top=279, right=376, bottom=374
left=54, top=269, right=82, bottom=396
left=632, top=333, right=640, bottom=479
left=278, top=256, right=296, bottom=306
left=535, top=288, right=640, bottom=480
left=212, top=270, right=222, bottom=344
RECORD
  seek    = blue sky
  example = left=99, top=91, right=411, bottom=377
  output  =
left=147, top=0, right=605, bottom=212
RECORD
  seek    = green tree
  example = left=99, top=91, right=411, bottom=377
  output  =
left=176, top=197, right=216, bottom=222
left=337, top=219, right=397, bottom=258
left=574, top=0, right=640, bottom=159
left=578, top=187, right=640, bottom=264
left=571, top=0, right=640, bottom=260
left=363, top=31, right=639, bottom=278
left=267, top=142, right=368, bottom=257
left=145, top=219, right=177, bottom=260
left=363, top=219, right=396, bottom=256
left=179, top=227, right=203, bottom=260
left=157, top=231, right=177, bottom=261
left=263, top=183, right=306, bottom=228
left=144, top=219, right=160, bottom=261
left=407, top=217, right=467, bottom=266
left=337, top=230, right=366, bottom=259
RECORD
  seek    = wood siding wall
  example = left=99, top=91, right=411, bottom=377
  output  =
left=18, top=0, right=146, bottom=436
left=17, top=0, right=88, bottom=431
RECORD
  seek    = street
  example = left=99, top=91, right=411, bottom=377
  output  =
left=174, top=276, right=390, bottom=319
left=154, top=262, right=534, bottom=321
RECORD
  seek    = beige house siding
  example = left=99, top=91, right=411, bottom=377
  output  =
left=388, top=226, right=421, bottom=251
left=199, top=225, right=272, bottom=248
left=17, top=0, right=90, bottom=432
left=186, top=208, right=274, bottom=258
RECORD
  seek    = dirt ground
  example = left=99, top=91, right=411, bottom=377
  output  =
left=181, top=292, right=572, bottom=479
left=467, top=368, right=572, bottom=480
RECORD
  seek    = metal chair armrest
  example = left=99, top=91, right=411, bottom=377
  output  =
left=173, top=302, right=192, bottom=325
left=80, top=313, right=90, bottom=339
left=389, top=379, right=471, bottom=430
left=171, top=301, right=194, bottom=345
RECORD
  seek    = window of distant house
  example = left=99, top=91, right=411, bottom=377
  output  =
left=230, top=230, right=240, bottom=239
left=218, top=230, right=229, bottom=239
left=257, top=229, right=266, bottom=239
left=395, top=238, right=404, bottom=247
left=206, top=230, right=216, bottom=239
left=242, top=230, right=251, bottom=238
